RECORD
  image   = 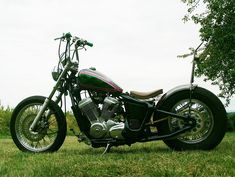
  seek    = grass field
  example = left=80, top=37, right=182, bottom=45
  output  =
left=0, top=133, right=235, bottom=177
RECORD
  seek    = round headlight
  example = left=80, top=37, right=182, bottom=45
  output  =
left=51, top=67, right=62, bottom=81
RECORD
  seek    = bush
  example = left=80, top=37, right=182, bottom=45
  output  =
left=65, top=111, right=80, bottom=136
left=0, top=105, right=12, bottom=136
left=227, top=112, right=235, bottom=132
left=0, top=104, right=78, bottom=137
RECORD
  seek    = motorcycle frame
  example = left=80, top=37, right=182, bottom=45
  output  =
left=29, top=36, right=198, bottom=142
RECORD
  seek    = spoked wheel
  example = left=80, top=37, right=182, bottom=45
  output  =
left=10, top=96, right=67, bottom=152
left=155, top=87, right=227, bottom=150
left=169, top=99, right=214, bottom=143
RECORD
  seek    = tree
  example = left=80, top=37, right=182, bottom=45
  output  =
left=182, top=0, right=235, bottom=105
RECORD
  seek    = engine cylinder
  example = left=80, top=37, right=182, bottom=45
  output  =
left=101, top=97, right=119, bottom=120
left=78, top=97, right=124, bottom=139
left=78, top=98, right=99, bottom=122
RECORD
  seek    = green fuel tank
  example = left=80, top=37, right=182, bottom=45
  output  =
left=78, top=68, right=123, bottom=93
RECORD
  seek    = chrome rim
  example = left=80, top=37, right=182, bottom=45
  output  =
left=15, top=103, right=59, bottom=152
left=169, top=99, right=214, bottom=144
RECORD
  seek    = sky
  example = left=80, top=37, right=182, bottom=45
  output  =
left=0, top=0, right=234, bottom=111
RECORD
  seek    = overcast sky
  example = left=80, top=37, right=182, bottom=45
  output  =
left=0, top=0, right=234, bottom=111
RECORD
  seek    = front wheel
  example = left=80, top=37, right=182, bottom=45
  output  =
left=155, top=87, right=227, bottom=150
left=10, top=96, right=67, bottom=152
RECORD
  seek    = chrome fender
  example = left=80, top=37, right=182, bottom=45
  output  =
left=155, top=84, right=226, bottom=116
left=156, top=84, right=198, bottom=109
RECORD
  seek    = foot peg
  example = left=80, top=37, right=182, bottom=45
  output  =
left=70, top=129, right=91, bottom=145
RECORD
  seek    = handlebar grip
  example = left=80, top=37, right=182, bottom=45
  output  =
left=86, top=41, right=93, bottom=47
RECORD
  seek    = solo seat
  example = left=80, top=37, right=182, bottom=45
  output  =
left=130, top=89, right=163, bottom=99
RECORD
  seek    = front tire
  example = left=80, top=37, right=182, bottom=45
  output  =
left=10, top=96, right=67, bottom=152
left=155, top=87, right=227, bottom=150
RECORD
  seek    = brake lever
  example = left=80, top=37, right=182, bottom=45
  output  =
left=54, top=36, right=66, bottom=41
left=54, top=37, right=62, bottom=41
left=72, top=36, right=79, bottom=42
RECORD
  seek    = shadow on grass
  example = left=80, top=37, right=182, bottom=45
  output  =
left=107, top=146, right=172, bottom=154
left=60, top=142, right=173, bottom=156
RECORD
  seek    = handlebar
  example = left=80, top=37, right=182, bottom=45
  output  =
left=54, top=32, right=72, bottom=41
left=73, top=37, right=93, bottom=48
left=55, top=33, right=93, bottom=47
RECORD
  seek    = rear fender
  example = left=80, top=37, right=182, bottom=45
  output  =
left=156, top=84, right=197, bottom=110
left=155, top=84, right=226, bottom=119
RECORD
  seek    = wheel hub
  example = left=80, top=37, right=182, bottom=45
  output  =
left=170, top=99, right=214, bottom=143
left=22, top=114, right=47, bottom=142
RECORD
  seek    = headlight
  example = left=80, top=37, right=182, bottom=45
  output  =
left=51, top=67, right=62, bottom=81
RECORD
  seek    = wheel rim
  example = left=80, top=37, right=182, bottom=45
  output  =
left=169, top=99, right=214, bottom=144
left=15, top=103, right=59, bottom=152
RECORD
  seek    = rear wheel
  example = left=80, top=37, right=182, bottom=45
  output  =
left=10, top=96, right=67, bottom=152
left=155, top=87, right=227, bottom=150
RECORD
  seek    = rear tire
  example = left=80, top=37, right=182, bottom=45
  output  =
left=155, top=87, right=227, bottom=150
left=10, top=96, right=67, bottom=152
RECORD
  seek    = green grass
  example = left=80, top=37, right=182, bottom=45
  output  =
left=1, top=133, right=235, bottom=177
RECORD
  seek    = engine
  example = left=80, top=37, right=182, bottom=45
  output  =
left=78, top=97, right=124, bottom=139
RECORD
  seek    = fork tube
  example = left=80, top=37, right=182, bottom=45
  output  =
left=29, top=61, right=72, bottom=131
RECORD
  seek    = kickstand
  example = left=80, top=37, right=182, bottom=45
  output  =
left=102, top=143, right=111, bottom=155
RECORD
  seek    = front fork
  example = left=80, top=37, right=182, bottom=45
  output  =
left=29, top=61, right=72, bottom=131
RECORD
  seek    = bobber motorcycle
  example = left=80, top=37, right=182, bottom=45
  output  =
left=10, top=33, right=227, bottom=153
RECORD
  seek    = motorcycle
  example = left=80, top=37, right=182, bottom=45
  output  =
left=10, top=33, right=227, bottom=153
